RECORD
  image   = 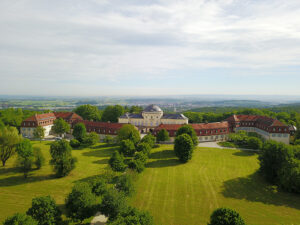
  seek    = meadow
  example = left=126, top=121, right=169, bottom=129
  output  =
left=0, top=142, right=300, bottom=224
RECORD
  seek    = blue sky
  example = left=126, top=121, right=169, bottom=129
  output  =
left=0, top=0, right=300, bottom=96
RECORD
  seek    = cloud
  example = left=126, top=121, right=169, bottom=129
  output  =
left=0, top=0, right=300, bottom=95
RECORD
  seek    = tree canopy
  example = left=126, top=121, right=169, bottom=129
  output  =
left=102, top=105, right=125, bottom=123
left=174, top=134, right=194, bottom=163
left=156, top=128, right=170, bottom=142
left=72, top=123, right=87, bottom=142
left=176, top=125, right=198, bottom=146
left=52, top=118, right=70, bottom=137
left=74, top=104, right=101, bottom=121
left=33, top=126, right=45, bottom=141
left=208, top=207, right=246, bottom=225
left=117, top=124, right=140, bottom=145
left=3, top=213, right=38, bottom=225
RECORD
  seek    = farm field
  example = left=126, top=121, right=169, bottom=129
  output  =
left=0, top=142, right=300, bottom=225
left=132, top=145, right=300, bottom=225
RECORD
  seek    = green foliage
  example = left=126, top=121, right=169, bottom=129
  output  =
left=109, top=151, right=127, bottom=172
left=100, top=188, right=128, bottom=220
left=128, top=159, right=145, bottom=173
left=278, top=158, right=300, bottom=193
left=102, top=105, right=125, bottom=123
left=294, top=139, right=300, bottom=145
left=74, top=104, right=101, bottom=121
left=27, top=195, right=62, bottom=225
left=117, top=124, right=140, bottom=145
left=156, top=128, right=170, bottom=142
left=70, top=139, right=80, bottom=148
left=208, top=207, right=246, bottom=225
left=104, top=135, right=115, bottom=144
left=16, top=139, right=34, bottom=178
left=0, top=126, right=22, bottom=166
left=228, top=131, right=263, bottom=149
left=141, top=134, right=155, bottom=148
left=115, top=174, right=135, bottom=196
left=83, top=132, right=99, bottom=146
left=52, top=118, right=70, bottom=136
left=174, top=134, right=194, bottom=163
left=119, top=139, right=136, bottom=157
left=247, top=137, right=263, bottom=150
left=33, top=126, right=45, bottom=141
left=88, top=176, right=108, bottom=196
left=50, top=140, right=77, bottom=177
left=129, top=106, right=143, bottom=114
left=136, top=142, right=151, bottom=156
left=65, top=182, right=98, bottom=222
left=3, top=213, right=38, bottom=225
left=107, top=207, right=154, bottom=225
left=33, top=147, right=45, bottom=169
left=176, top=125, right=198, bottom=146
left=72, top=123, right=86, bottom=142
left=134, top=152, right=148, bottom=164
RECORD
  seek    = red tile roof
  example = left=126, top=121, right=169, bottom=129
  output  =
left=54, top=112, right=82, bottom=121
left=155, top=122, right=229, bottom=132
left=23, top=113, right=56, bottom=122
left=226, top=114, right=288, bottom=127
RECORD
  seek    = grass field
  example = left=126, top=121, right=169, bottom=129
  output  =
left=131, top=145, right=300, bottom=225
left=1, top=142, right=300, bottom=225
left=0, top=141, right=117, bottom=224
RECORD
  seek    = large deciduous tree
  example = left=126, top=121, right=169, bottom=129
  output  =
left=52, top=118, right=70, bottom=137
left=208, top=207, right=246, bottom=225
left=156, top=128, right=170, bottom=142
left=33, top=126, right=45, bottom=142
left=109, top=151, right=127, bottom=172
left=117, top=124, right=140, bottom=145
left=102, top=105, right=125, bottom=123
left=3, top=213, right=38, bottom=225
left=176, top=125, right=198, bottom=146
left=50, top=140, right=77, bottom=177
left=72, top=123, right=87, bottom=143
left=174, top=134, right=194, bottom=163
left=0, top=126, right=22, bottom=166
left=16, top=139, right=34, bottom=178
left=119, top=139, right=136, bottom=157
left=74, top=104, right=101, bottom=121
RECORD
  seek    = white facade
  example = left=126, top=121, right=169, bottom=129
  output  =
left=21, top=124, right=53, bottom=138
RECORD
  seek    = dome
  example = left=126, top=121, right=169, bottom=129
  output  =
left=143, top=104, right=162, bottom=112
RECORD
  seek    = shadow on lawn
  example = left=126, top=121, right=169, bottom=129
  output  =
left=0, top=166, right=19, bottom=175
left=150, top=150, right=175, bottom=159
left=82, top=146, right=118, bottom=158
left=146, top=159, right=181, bottom=168
left=232, top=151, right=256, bottom=157
left=0, top=174, right=54, bottom=187
left=221, top=171, right=300, bottom=210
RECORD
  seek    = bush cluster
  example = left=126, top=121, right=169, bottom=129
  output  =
left=229, top=131, right=263, bottom=150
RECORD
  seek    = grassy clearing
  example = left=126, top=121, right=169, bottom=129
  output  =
left=131, top=145, right=300, bottom=225
left=0, top=141, right=117, bottom=223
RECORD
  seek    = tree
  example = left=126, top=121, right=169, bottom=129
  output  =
left=208, top=207, right=246, bottom=225
left=52, top=118, right=70, bottom=137
left=50, top=140, right=77, bottom=177
left=107, top=207, right=154, bottom=225
left=136, top=142, right=151, bottom=156
left=278, top=158, right=300, bottom=193
left=117, top=124, right=140, bottom=145
left=72, top=123, right=87, bottom=142
left=104, top=135, right=115, bottom=144
left=65, top=182, right=98, bottom=222
left=3, top=213, right=38, bottom=225
left=83, top=132, right=99, bottom=146
left=33, top=126, right=45, bottom=142
left=0, top=126, right=22, bottom=166
left=115, top=174, right=135, bottom=196
left=119, top=139, right=136, bottom=157
left=33, top=147, right=45, bottom=169
left=109, top=151, right=127, bottom=172
left=128, top=159, right=145, bottom=173
left=247, top=137, right=263, bottom=150
left=176, top=125, right=198, bottom=146
left=134, top=152, right=148, bottom=164
left=156, top=128, right=170, bottom=142
left=100, top=188, right=128, bottom=220
left=70, top=139, right=81, bottom=148
left=102, top=105, right=125, bottom=123
left=174, top=134, right=194, bottom=163
left=16, top=139, right=34, bottom=178
left=27, top=196, right=62, bottom=225
left=74, top=104, right=101, bottom=121
left=89, top=176, right=108, bottom=196
left=141, top=134, right=155, bottom=148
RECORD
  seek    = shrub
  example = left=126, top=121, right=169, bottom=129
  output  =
left=100, top=188, right=128, bottom=220
left=294, top=139, right=300, bottom=145
left=83, top=132, right=99, bottom=146
left=65, top=182, right=98, bottom=222
left=141, top=134, right=155, bottom=148
left=109, top=151, right=127, bottom=172
left=156, top=128, right=170, bottom=142
left=27, top=195, right=62, bottom=225
left=104, top=135, right=115, bottom=144
left=278, top=158, right=300, bottom=193
left=70, top=139, right=80, bottom=148
left=119, top=139, right=136, bottom=157
left=134, top=152, right=148, bottom=164
left=50, top=140, right=77, bottom=177
left=16, top=139, right=34, bottom=178
left=117, top=124, right=140, bottom=145
left=3, top=213, right=38, bottom=225
left=33, top=147, right=45, bottom=169
left=89, top=176, right=108, bottom=196
left=129, top=159, right=145, bottom=173
left=176, top=125, right=198, bottom=146
left=115, top=174, right=135, bottom=196
left=208, top=207, right=246, bottom=225
left=247, top=137, right=263, bottom=150
left=72, top=123, right=87, bottom=142
left=136, top=142, right=151, bottom=156
left=174, top=134, right=194, bottom=163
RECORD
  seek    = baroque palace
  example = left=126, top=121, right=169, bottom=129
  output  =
left=21, top=104, right=291, bottom=144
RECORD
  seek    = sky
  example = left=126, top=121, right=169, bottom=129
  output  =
left=0, top=0, right=300, bottom=97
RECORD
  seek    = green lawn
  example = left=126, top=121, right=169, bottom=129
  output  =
left=131, top=145, right=300, bottom=225
left=0, top=141, right=117, bottom=223
left=1, top=142, right=300, bottom=225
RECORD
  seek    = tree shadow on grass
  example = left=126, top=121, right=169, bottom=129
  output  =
left=150, top=150, right=175, bottom=159
left=93, top=159, right=109, bottom=164
left=82, top=146, right=118, bottom=158
left=0, top=166, right=20, bottom=175
left=221, top=171, right=300, bottom=210
left=146, top=159, right=181, bottom=168
left=232, top=151, right=256, bottom=157
left=0, top=174, right=55, bottom=187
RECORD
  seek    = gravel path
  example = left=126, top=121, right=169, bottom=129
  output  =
left=90, top=212, right=108, bottom=225
left=198, top=141, right=260, bottom=152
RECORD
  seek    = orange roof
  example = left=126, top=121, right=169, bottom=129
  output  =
left=24, top=113, right=56, bottom=122
left=155, top=122, right=229, bottom=131
left=226, top=114, right=287, bottom=127
left=54, top=112, right=82, bottom=120
left=77, top=120, right=124, bottom=129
